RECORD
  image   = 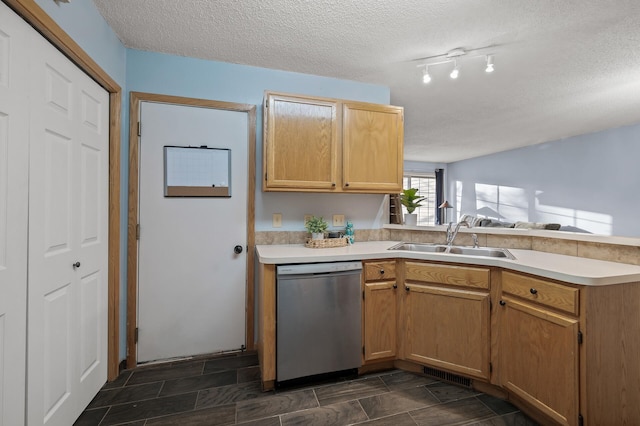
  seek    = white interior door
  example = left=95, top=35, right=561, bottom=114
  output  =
left=137, top=101, right=248, bottom=363
left=0, top=6, right=29, bottom=426
left=27, top=20, right=109, bottom=426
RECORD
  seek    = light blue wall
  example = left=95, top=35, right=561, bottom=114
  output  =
left=34, top=0, right=126, bottom=84
left=447, top=123, right=640, bottom=237
left=126, top=49, right=391, bottom=232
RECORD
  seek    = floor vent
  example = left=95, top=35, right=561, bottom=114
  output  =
left=423, top=366, right=472, bottom=388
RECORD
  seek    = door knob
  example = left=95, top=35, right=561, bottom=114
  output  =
left=234, top=245, right=243, bottom=254
left=73, top=261, right=81, bottom=269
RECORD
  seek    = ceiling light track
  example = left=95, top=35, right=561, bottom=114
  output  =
left=416, top=48, right=496, bottom=84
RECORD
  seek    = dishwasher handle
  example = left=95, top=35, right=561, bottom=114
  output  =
left=277, top=261, right=362, bottom=276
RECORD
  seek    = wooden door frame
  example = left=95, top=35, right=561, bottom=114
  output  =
left=127, top=92, right=256, bottom=368
left=4, top=0, right=122, bottom=380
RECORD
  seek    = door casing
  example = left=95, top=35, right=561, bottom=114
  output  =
left=127, top=92, right=256, bottom=368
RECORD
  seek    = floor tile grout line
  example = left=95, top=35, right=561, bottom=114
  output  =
left=96, top=404, right=111, bottom=426
left=354, top=398, right=370, bottom=422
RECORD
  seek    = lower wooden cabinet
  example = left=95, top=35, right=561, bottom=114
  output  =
left=363, top=280, right=397, bottom=361
left=498, top=296, right=579, bottom=426
left=362, top=261, right=397, bottom=363
left=403, top=283, right=491, bottom=380
left=401, top=261, right=491, bottom=380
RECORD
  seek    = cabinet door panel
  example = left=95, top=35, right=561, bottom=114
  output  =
left=405, top=284, right=490, bottom=380
left=363, top=281, right=397, bottom=361
left=342, top=103, right=403, bottom=192
left=264, top=94, right=338, bottom=189
left=499, top=297, right=579, bottom=426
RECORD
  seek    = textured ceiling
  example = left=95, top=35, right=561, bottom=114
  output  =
left=94, top=0, right=640, bottom=163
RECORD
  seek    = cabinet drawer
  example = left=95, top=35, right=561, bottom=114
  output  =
left=405, top=262, right=490, bottom=290
left=502, top=271, right=579, bottom=316
left=364, top=261, right=396, bottom=282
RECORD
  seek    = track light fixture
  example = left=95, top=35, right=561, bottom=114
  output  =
left=417, top=48, right=495, bottom=84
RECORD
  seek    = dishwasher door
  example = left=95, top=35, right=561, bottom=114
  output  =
left=276, top=262, right=362, bottom=382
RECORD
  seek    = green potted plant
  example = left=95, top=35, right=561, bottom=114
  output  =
left=400, top=188, right=426, bottom=226
left=305, top=216, right=329, bottom=240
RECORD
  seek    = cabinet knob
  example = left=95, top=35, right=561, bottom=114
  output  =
left=234, top=245, right=243, bottom=254
left=73, top=261, right=81, bottom=269
left=499, top=300, right=506, bottom=306
left=393, top=284, right=398, bottom=289
left=530, top=288, right=538, bottom=295
left=345, top=182, right=350, bottom=187
left=379, top=269, right=385, bottom=275
left=331, top=182, right=336, bottom=187
left=405, top=286, right=410, bottom=291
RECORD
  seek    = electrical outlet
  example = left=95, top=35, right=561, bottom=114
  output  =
left=333, top=214, right=345, bottom=227
left=272, top=213, right=282, bottom=228
left=304, top=214, right=313, bottom=224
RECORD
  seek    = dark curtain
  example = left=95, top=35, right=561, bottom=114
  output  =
left=435, top=168, right=444, bottom=224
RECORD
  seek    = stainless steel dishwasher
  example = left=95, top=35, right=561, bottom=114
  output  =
left=276, top=261, right=362, bottom=382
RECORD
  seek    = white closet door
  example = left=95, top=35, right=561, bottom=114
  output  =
left=0, top=5, right=29, bottom=426
left=26, top=20, right=109, bottom=426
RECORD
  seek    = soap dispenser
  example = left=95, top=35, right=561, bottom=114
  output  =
left=345, top=220, right=355, bottom=245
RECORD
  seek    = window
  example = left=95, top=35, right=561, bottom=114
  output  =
left=403, top=174, right=436, bottom=226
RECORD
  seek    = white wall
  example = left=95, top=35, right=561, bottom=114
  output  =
left=446, top=123, right=640, bottom=237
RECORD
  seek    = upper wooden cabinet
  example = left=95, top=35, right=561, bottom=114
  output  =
left=263, top=93, right=339, bottom=190
left=263, top=92, right=403, bottom=193
left=342, top=102, right=404, bottom=192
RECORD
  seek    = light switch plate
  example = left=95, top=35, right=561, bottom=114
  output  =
left=273, top=213, right=282, bottom=228
left=333, top=214, right=345, bottom=227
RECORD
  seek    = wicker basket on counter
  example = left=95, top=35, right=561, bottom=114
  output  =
left=304, top=237, right=349, bottom=249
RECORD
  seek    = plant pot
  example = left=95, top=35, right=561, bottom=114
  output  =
left=311, top=232, right=325, bottom=240
left=404, top=213, right=417, bottom=226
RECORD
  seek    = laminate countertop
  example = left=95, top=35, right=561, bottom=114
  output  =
left=255, top=241, right=640, bottom=286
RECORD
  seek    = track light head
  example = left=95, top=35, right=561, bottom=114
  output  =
left=422, top=67, right=431, bottom=84
left=485, top=55, right=494, bottom=73
left=450, top=61, right=459, bottom=79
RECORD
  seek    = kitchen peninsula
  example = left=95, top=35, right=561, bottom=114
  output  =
left=256, top=240, right=640, bottom=426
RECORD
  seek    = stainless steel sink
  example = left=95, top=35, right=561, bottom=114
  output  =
left=447, top=246, right=515, bottom=259
left=387, top=243, right=449, bottom=253
left=388, top=242, right=515, bottom=259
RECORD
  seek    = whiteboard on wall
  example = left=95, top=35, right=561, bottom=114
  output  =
left=163, top=146, right=231, bottom=197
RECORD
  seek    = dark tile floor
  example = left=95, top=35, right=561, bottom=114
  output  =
left=75, top=352, right=539, bottom=426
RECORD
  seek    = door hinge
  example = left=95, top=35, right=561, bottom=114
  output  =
left=265, top=172, right=268, bottom=181
left=578, top=330, right=583, bottom=344
left=135, top=327, right=139, bottom=344
left=362, top=346, right=365, bottom=356
left=578, top=414, right=584, bottom=426
left=489, top=300, right=493, bottom=311
left=362, top=290, right=365, bottom=300
left=489, top=362, right=493, bottom=373
left=137, top=121, right=141, bottom=137
left=136, top=224, right=140, bottom=240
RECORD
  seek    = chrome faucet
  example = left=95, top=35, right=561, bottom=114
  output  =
left=446, top=220, right=470, bottom=247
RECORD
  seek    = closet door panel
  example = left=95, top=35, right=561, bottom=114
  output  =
left=27, top=22, right=109, bottom=426
left=28, top=32, right=79, bottom=426
left=75, top=70, right=108, bottom=409
left=0, top=5, right=29, bottom=426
